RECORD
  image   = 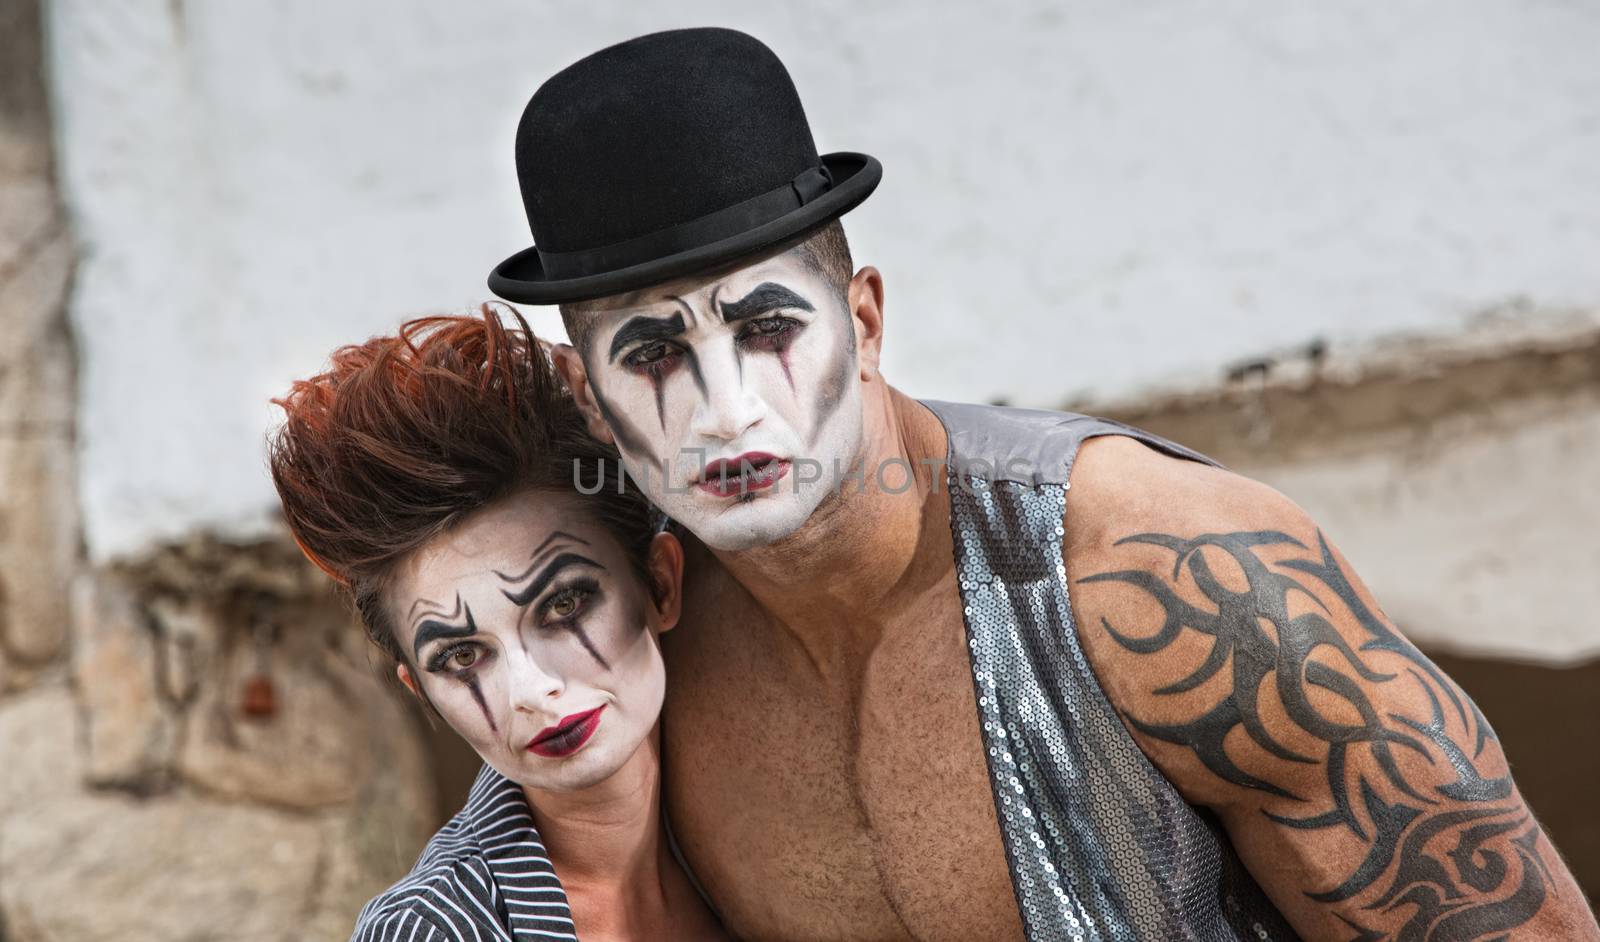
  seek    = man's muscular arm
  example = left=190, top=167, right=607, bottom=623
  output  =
left=1065, top=435, right=1599, bottom=941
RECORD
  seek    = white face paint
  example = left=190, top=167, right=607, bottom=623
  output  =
left=574, top=249, right=864, bottom=551
left=387, top=490, right=671, bottom=793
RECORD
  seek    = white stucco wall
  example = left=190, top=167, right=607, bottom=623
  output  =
left=45, top=0, right=1600, bottom=564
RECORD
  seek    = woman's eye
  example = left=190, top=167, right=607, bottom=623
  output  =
left=432, top=644, right=482, bottom=672
left=542, top=585, right=593, bottom=623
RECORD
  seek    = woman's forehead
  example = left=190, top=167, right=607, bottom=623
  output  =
left=393, top=493, right=616, bottom=602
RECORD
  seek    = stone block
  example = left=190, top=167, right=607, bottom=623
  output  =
left=71, top=573, right=177, bottom=790
left=169, top=593, right=431, bottom=813
left=0, top=785, right=327, bottom=942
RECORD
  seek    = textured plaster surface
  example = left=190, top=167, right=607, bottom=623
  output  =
left=1099, top=316, right=1600, bottom=663
left=45, top=1, right=1600, bottom=568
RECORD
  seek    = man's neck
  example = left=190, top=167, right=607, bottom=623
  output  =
left=707, top=384, right=949, bottom=664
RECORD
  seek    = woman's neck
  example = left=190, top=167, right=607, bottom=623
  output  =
left=522, top=726, right=678, bottom=930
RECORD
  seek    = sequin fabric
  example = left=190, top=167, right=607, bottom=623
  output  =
left=925, top=399, right=1300, bottom=942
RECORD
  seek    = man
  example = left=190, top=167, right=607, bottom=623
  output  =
left=487, top=27, right=1599, bottom=941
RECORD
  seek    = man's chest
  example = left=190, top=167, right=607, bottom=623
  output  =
left=661, top=579, right=1026, bottom=942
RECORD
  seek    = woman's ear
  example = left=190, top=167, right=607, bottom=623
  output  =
left=395, top=660, right=444, bottom=728
left=646, top=530, right=685, bottom=634
left=551, top=343, right=616, bottom=444
left=396, top=662, right=421, bottom=699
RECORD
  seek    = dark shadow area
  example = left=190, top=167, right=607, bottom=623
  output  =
left=420, top=711, right=484, bottom=824
left=1426, top=648, right=1600, bottom=907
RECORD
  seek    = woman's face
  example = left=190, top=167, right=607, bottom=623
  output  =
left=387, top=489, right=680, bottom=793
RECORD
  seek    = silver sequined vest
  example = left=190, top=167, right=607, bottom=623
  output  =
left=923, top=399, right=1300, bottom=942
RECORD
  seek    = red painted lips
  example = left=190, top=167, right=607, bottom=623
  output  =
left=697, top=451, right=789, bottom=498
left=527, top=705, right=605, bottom=758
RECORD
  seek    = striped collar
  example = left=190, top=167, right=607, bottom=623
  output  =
left=465, top=764, right=579, bottom=940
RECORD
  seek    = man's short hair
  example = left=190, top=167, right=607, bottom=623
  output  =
left=791, top=219, right=853, bottom=301
left=559, top=219, right=853, bottom=354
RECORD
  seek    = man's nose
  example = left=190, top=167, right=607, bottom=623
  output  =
left=688, top=339, right=767, bottom=442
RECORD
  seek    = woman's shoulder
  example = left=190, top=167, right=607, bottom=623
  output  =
left=349, top=765, right=555, bottom=942
left=348, top=827, right=500, bottom=942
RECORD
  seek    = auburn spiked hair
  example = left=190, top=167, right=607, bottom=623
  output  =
left=268, top=303, right=653, bottom=663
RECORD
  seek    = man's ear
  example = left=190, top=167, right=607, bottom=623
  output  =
left=847, top=266, right=885, bottom=380
left=645, top=531, right=685, bottom=635
left=552, top=343, right=616, bottom=445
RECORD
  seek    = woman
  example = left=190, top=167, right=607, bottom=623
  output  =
left=269, top=306, right=727, bottom=941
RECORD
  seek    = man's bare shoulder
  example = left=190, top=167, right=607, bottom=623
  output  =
left=1058, top=429, right=1599, bottom=938
left=1063, top=430, right=1298, bottom=563
left=1059, top=429, right=1317, bottom=799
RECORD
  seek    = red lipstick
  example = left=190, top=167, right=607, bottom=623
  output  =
left=697, top=451, right=788, bottom=497
left=527, top=705, right=605, bottom=758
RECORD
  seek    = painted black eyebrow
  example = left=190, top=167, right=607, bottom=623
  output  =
left=412, top=600, right=479, bottom=662
left=608, top=312, right=686, bottom=362
left=409, top=592, right=462, bottom=628
left=501, top=552, right=606, bottom=608
left=493, top=530, right=592, bottom=585
left=718, top=282, right=814, bottom=324
left=499, top=546, right=604, bottom=604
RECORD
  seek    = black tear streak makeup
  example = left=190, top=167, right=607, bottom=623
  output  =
left=667, top=296, right=710, bottom=399
left=465, top=676, right=497, bottom=734
left=423, top=599, right=498, bottom=735
left=777, top=344, right=796, bottom=394
left=723, top=283, right=811, bottom=396
left=567, top=621, right=611, bottom=671
left=806, top=308, right=854, bottom=449
left=589, top=379, right=653, bottom=458
left=501, top=554, right=612, bottom=670
left=651, top=371, right=667, bottom=432
left=684, top=346, right=709, bottom=398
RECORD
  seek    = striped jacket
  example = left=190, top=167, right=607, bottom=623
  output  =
left=351, top=764, right=578, bottom=941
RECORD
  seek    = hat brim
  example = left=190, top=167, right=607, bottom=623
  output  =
left=487, top=152, right=880, bottom=305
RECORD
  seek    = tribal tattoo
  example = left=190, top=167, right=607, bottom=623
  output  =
left=1081, top=530, right=1560, bottom=940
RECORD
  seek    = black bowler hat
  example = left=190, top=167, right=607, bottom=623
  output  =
left=487, top=27, right=881, bottom=305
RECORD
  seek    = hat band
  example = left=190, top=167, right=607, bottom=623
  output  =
left=535, top=165, right=834, bottom=280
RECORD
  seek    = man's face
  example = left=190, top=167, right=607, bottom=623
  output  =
left=562, top=247, right=864, bottom=551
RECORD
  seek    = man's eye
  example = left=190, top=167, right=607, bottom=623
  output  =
left=739, top=316, right=799, bottom=342
left=624, top=343, right=677, bottom=368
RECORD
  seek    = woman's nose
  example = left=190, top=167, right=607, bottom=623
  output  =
left=506, top=649, right=564, bottom=713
